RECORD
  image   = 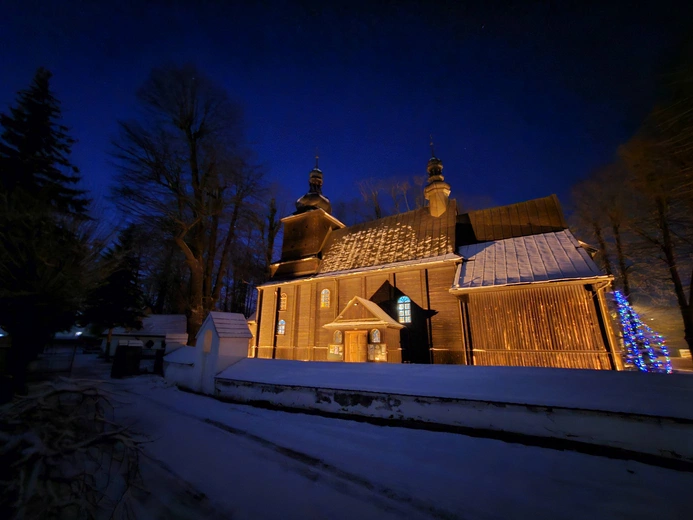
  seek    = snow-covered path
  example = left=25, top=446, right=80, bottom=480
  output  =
left=72, top=355, right=692, bottom=519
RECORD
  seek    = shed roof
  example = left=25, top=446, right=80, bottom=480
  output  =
left=110, top=314, right=186, bottom=336
left=457, top=194, right=567, bottom=244
left=318, top=201, right=457, bottom=274
left=202, top=311, right=252, bottom=339
left=453, top=230, right=609, bottom=291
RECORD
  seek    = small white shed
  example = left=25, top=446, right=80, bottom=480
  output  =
left=164, top=311, right=251, bottom=394
left=102, top=314, right=188, bottom=357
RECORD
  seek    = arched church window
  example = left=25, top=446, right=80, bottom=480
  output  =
left=321, top=289, right=331, bottom=308
left=333, top=330, right=343, bottom=344
left=277, top=320, right=286, bottom=335
left=279, top=292, right=287, bottom=311
left=370, top=329, right=381, bottom=343
left=397, top=296, right=412, bottom=324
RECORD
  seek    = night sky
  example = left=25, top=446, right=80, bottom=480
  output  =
left=2, top=0, right=692, bottom=220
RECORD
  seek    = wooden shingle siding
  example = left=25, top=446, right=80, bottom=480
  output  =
left=318, top=201, right=457, bottom=273
left=467, top=284, right=611, bottom=369
left=465, top=194, right=567, bottom=243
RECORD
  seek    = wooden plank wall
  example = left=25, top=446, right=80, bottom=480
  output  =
left=314, top=280, right=338, bottom=360
left=383, top=328, right=402, bottom=363
left=257, top=287, right=278, bottom=359
left=295, top=283, right=314, bottom=361
left=275, top=285, right=295, bottom=359
left=257, top=264, right=465, bottom=364
left=427, top=266, right=466, bottom=364
left=467, top=284, right=612, bottom=369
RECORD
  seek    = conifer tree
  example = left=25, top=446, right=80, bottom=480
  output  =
left=82, top=225, right=145, bottom=360
left=0, top=68, right=88, bottom=215
left=0, top=68, right=91, bottom=393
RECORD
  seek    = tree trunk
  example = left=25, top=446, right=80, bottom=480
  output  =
left=186, top=261, right=205, bottom=345
left=153, top=241, right=176, bottom=313
left=8, top=330, right=49, bottom=395
left=105, top=327, right=113, bottom=362
left=655, top=196, right=693, bottom=350
left=592, top=222, right=613, bottom=277
left=203, top=208, right=220, bottom=308
left=611, top=221, right=631, bottom=300
left=210, top=200, right=241, bottom=306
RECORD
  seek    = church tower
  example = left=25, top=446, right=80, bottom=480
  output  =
left=424, top=141, right=451, bottom=217
left=270, top=157, right=345, bottom=279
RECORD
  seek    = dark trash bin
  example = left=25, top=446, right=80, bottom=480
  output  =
left=111, top=345, right=142, bottom=378
left=153, top=348, right=165, bottom=376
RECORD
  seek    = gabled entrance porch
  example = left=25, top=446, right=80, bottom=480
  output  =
left=323, top=296, right=404, bottom=363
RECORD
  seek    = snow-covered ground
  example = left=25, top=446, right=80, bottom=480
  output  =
left=69, top=354, right=691, bottom=519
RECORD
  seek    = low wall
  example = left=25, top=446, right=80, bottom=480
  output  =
left=163, top=346, right=197, bottom=390
left=214, top=375, right=693, bottom=467
left=163, top=362, right=194, bottom=390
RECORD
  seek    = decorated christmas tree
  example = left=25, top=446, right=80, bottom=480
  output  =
left=613, top=290, right=672, bottom=373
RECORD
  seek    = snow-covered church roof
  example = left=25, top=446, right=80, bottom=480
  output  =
left=452, top=230, right=609, bottom=291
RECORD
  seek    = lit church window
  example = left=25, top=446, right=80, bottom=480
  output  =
left=334, top=330, right=342, bottom=344
left=370, top=329, right=381, bottom=343
left=277, top=320, right=286, bottom=335
left=397, top=296, right=411, bottom=323
left=321, top=289, right=330, bottom=308
left=279, top=292, right=287, bottom=310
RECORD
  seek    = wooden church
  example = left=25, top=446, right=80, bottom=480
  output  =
left=251, top=152, right=621, bottom=370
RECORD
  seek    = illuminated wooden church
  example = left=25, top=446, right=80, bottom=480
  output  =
left=251, top=152, right=620, bottom=369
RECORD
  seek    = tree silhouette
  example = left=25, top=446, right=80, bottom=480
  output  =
left=81, top=225, right=145, bottom=360
left=0, top=68, right=91, bottom=393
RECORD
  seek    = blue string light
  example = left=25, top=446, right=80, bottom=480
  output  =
left=612, top=290, right=672, bottom=374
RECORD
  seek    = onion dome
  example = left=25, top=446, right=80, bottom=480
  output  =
left=295, top=156, right=332, bottom=214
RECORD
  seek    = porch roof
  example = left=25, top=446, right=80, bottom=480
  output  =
left=323, top=296, right=404, bottom=330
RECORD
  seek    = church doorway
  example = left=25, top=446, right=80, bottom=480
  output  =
left=344, top=331, right=368, bottom=362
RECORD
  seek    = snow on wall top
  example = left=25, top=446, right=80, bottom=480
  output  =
left=318, top=201, right=457, bottom=274
left=109, top=314, right=187, bottom=336
left=206, top=311, right=252, bottom=339
left=454, top=230, right=607, bottom=290
left=163, top=345, right=196, bottom=365
left=217, top=358, right=693, bottom=420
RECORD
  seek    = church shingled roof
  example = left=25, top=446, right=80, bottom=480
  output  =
left=318, top=201, right=458, bottom=274
left=457, top=194, right=567, bottom=244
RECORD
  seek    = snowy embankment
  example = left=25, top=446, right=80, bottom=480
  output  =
left=216, top=359, right=693, bottom=465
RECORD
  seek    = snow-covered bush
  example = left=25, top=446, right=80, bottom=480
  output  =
left=0, top=379, right=144, bottom=519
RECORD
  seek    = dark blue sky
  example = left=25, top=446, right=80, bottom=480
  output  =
left=2, top=0, right=691, bottom=218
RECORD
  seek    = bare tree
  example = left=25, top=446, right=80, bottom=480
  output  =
left=619, top=129, right=693, bottom=352
left=570, top=163, right=634, bottom=299
left=357, top=178, right=383, bottom=220
left=112, top=65, right=262, bottom=341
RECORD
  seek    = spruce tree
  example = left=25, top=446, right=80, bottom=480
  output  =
left=82, top=225, right=145, bottom=359
left=0, top=68, right=91, bottom=393
left=0, top=68, right=88, bottom=215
